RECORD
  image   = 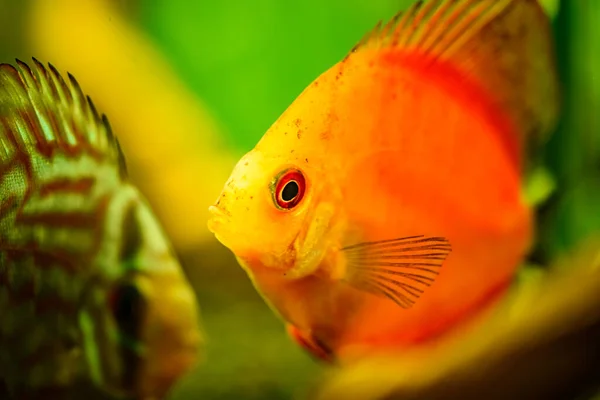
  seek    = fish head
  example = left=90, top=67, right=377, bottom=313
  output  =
left=208, top=147, right=342, bottom=278
left=80, top=197, right=203, bottom=399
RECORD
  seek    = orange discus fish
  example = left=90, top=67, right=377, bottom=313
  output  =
left=208, top=0, right=559, bottom=363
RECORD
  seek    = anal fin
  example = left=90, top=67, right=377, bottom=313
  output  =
left=286, top=324, right=335, bottom=364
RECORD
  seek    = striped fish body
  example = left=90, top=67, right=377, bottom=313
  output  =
left=0, top=59, right=202, bottom=399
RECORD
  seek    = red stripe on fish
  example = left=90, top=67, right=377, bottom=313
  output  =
left=0, top=196, right=18, bottom=217
left=15, top=212, right=97, bottom=229
left=38, top=177, right=96, bottom=197
left=15, top=109, right=55, bottom=158
left=13, top=106, right=105, bottom=162
left=1, top=250, right=79, bottom=315
left=26, top=194, right=113, bottom=269
left=381, top=52, right=520, bottom=169
left=0, top=162, right=15, bottom=178
left=1, top=63, right=116, bottom=167
left=1, top=246, right=78, bottom=274
left=1, top=100, right=114, bottom=267
left=0, top=113, right=112, bottom=252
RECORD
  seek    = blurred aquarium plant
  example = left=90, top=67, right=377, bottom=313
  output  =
left=0, top=0, right=597, bottom=399
left=535, top=0, right=600, bottom=265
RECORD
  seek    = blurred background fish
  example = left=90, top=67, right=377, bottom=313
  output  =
left=0, top=59, right=202, bottom=399
left=0, top=0, right=597, bottom=399
left=207, top=0, right=558, bottom=364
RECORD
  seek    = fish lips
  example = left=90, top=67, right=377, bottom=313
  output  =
left=207, top=205, right=230, bottom=244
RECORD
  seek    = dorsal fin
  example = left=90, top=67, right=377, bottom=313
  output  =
left=347, top=0, right=560, bottom=155
left=0, top=57, right=127, bottom=176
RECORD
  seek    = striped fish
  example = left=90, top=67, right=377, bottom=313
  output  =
left=0, top=58, right=203, bottom=399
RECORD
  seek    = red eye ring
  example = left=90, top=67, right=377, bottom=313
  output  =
left=273, top=169, right=306, bottom=210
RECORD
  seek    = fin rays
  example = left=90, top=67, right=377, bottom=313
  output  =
left=0, top=58, right=127, bottom=176
left=342, top=235, right=451, bottom=309
left=346, top=0, right=560, bottom=150
left=351, top=0, right=512, bottom=60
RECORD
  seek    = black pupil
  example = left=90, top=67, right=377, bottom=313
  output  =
left=112, top=282, right=145, bottom=391
left=281, top=180, right=299, bottom=202
left=113, top=283, right=143, bottom=337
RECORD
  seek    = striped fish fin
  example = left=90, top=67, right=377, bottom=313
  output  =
left=0, top=58, right=127, bottom=177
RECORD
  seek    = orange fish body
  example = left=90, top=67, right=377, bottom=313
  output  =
left=208, top=0, right=559, bottom=363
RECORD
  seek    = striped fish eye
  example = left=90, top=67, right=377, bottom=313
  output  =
left=110, top=284, right=142, bottom=327
left=108, top=281, right=147, bottom=389
left=109, top=282, right=146, bottom=346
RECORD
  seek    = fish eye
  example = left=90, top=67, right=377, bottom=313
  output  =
left=273, top=168, right=306, bottom=210
left=109, top=282, right=146, bottom=340
left=108, top=281, right=147, bottom=391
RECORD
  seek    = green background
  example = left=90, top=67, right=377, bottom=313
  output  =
left=2, top=0, right=599, bottom=399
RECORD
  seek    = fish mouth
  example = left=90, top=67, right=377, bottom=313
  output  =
left=207, top=205, right=225, bottom=232
left=207, top=205, right=231, bottom=247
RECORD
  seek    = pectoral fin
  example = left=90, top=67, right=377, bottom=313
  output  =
left=341, top=235, right=452, bottom=308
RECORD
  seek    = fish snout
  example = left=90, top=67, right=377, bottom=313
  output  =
left=208, top=204, right=226, bottom=217
left=207, top=204, right=229, bottom=234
